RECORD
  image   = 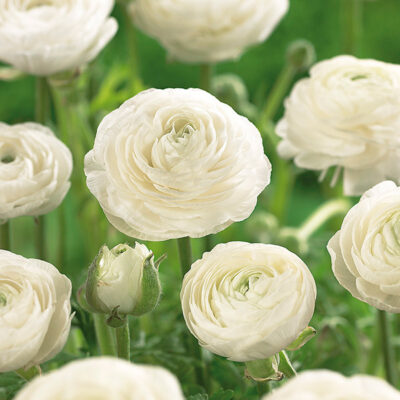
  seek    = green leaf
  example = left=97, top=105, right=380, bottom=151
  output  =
left=209, top=389, right=235, bottom=400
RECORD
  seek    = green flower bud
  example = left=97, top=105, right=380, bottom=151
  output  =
left=286, top=39, right=316, bottom=73
left=86, top=243, right=163, bottom=318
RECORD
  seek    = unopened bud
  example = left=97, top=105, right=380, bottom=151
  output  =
left=286, top=39, right=316, bottom=73
left=86, top=243, right=163, bottom=318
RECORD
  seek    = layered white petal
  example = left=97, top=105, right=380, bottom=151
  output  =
left=0, top=122, right=72, bottom=220
left=263, top=370, right=400, bottom=400
left=180, top=242, right=316, bottom=362
left=0, top=250, right=72, bottom=372
left=130, top=0, right=289, bottom=63
left=0, top=0, right=118, bottom=76
left=277, top=55, right=400, bottom=195
left=84, top=88, right=271, bottom=241
left=328, top=181, right=400, bottom=312
left=14, top=357, right=184, bottom=400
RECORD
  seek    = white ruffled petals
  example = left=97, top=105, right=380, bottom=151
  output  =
left=328, top=181, right=400, bottom=312
left=0, top=0, right=118, bottom=76
left=14, top=357, right=185, bottom=400
left=263, top=370, right=400, bottom=400
left=84, top=88, right=271, bottom=241
left=277, top=55, right=400, bottom=196
left=180, top=242, right=316, bottom=362
left=130, top=0, right=289, bottom=63
left=0, top=250, right=72, bottom=372
left=0, top=122, right=72, bottom=220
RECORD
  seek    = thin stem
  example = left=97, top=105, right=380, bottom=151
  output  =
left=177, top=237, right=193, bottom=278
left=257, top=382, right=270, bottom=397
left=204, top=235, right=213, bottom=253
left=176, top=237, right=208, bottom=389
left=93, top=314, right=117, bottom=356
left=35, top=77, right=50, bottom=124
left=0, top=221, right=11, bottom=251
left=378, top=310, right=397, bottom=386
left=342, top=0, right=363, bottom=55
left=15, top=366, right=41, bottom=381
left=116, top=319, right=130, bottom=361
left=34, top=217, right=45, bottom=260
left=57, top=204, right=65, bottom=272
left=200, top=64, right=213, bottom=92
left=120, top=3, right=143, bottom=93
left=260, top=64, right=296, bottom=127
left=296, top=198, right=351, bottom=241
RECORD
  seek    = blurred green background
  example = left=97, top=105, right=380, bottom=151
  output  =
left=1, top=0, right=400, bottom=399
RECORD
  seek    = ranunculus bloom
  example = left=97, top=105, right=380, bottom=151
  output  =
left=84, top=88, right=271, bottom=241
left=0, top=0, right=117, bottom=76
left=0, top=250, right=72, bottom=372
left=328, top=181, right=400, bottom=312
left=0, top=123, right=72, bottom=222
left=86, top=242, right=162, bottom=316
left=180, top=242, right=316, bottom=362
left=130, top=0, right=289, bottom=63
left=263, top=370, right=400, bottom=400
left=277, top=55, right=400, bottom=196
left=14, top=357, right=185, bottom=400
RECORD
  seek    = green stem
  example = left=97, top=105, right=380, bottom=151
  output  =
left=260, top=64, right=296, bottom=127
left=93, top=314, right=117, bottom=356
left=176, top=237, right=208, bottom=389
left=378, top=310, right=397, bottom=386
left=177, top=237, right=193, bottom=277
left=0, top=221, right=10, bottom=251
left=257, top=382, right=270, bottom=397
left=204, top=235, right=213, bottom=253
left=200, top=64, right=213, bottom=92
left=15, top=366, right=41, bottom=381
left=35, top=77, right=50, bottom=124
left=342, top=0, right=363, bottom=55
left=120, top=3, right=143, bottom=93
left=116, top=319, right=130, bottom=361
left=35, top=216, right=45, bottom=260
left=296, top=198, right=351, bottom=241
left=57, top=204, right=65, bottom=272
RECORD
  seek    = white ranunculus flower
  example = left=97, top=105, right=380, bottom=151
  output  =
left=0, top=123, right=72, bottom=221
left=263, top=370, right=400, bottom=400
left=130, top=0, right=289, bottom=63
left=0, top=250, right=72, bottom=372
left=180, top=242, right=316, bottom=362
left=0, top=0, right=117, bottom=76
left=86, top=242, right=162, bottom=316
left=14, top=357, right=185, bottom=400
left=276, top=55, right=400, bottom=196
left=84, top=88, right=271, bottom=241
left=328, top=181, right=400, bottom=312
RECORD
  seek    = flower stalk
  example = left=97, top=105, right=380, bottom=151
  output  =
left=116, top=318, right=130, bottom=361
left=200, top=64, right=213, bottom=93
left=342, top=0, right=363, bottom=55
left=0, top=221, right=10, bottom=251
left=93, top=314, right=117, bottom=357
left=378, top=310, right=397, bottom=386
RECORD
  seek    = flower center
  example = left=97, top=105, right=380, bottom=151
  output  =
left=1, top=155, right=15, bottom=164
left=0, top=293, right=7, bottom=306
